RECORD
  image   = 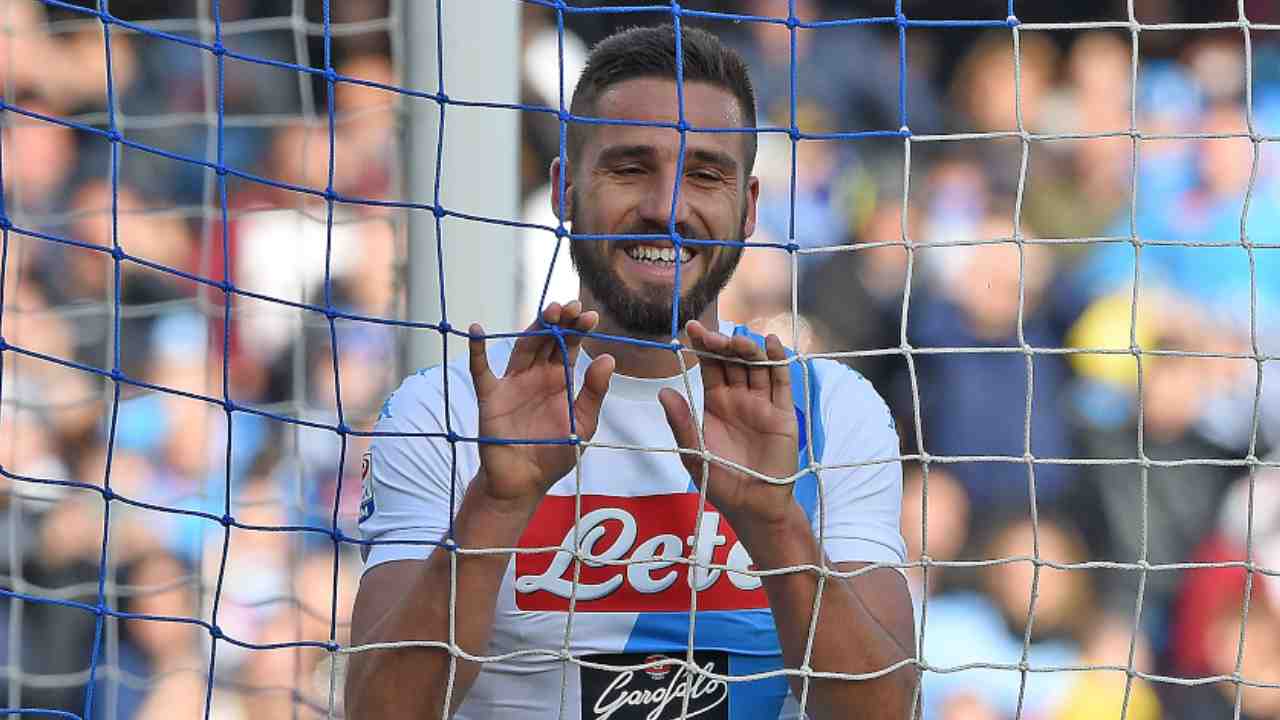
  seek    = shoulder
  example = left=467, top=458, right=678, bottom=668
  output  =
left=809, top=359, right=896, bottom=433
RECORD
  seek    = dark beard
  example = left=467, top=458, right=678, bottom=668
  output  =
left=568, top=205, right=745, bottom=338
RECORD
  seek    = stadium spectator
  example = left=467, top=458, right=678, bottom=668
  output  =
left=95, top=551, right=207, bottom=720
left=920, top=516, right=1082, bottom=719
left=12, top=2, right=139, bottom=114
left=1024, top=32, right=1133, bottom=240
left=12, top=442, right=166, bottom=714
left=333, top=53, right=398, bottom=202
left=236, top=549, right=361, bottom=719
left=0, top=98, right=77, bottom=222
left=909, top=208, right=1076, bottom=516
left=1073, top=321, right=1241, bottom=653
left=0, top=1, right=53, bottom=99
left=1053, top=613, right=1162, bottom=720
left=797, top=198, right=916, bottom=392
left=947, top=30, right=1059, bottom=202
left=1215, top=466, right=1280, bottom=599
left=922, top=515, right=1162, bottom=720
left=899, top=463, right=971, bottom=605
left=219, top=122, right=376, bottom=365
left=9, top=2, right=1280, bottom=718
left=0, top=403, right=63, bottom=573
left=289, top=317, right=393, bottom=535
left=1166, top=531, right=1280, bottom=720
left=198, top=473, right=293, bottom=677
left=1072, top=97, right=1280, bottom=449
left=716, top=218, right=791, bottom=326
left=730, top=0, right=944, bottom=135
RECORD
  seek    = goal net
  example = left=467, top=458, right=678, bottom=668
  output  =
left=2, top=1, right=1279, bottom=719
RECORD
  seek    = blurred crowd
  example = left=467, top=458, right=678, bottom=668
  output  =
left=1, top=0, right=396, bottom=717
left=2, top=0, right=1280, bottom=718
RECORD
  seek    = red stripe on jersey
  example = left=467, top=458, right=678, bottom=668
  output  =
left=514, top=494, right=769, bottom=612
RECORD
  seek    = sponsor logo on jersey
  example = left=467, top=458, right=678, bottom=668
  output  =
left=358, top=450, right=375, bottom=524
left=514, top=493, right=767, bottom=612
left=580, top=651, right=728, bottom=720
left=643, top=655, right=675, bottom=681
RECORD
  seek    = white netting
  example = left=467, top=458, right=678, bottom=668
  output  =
left=2, top=0, right=402, bottom=717
left=3, top=1, right=1280, bottom=719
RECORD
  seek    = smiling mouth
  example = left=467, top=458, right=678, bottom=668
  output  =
left=623, top=244, right=694, bottom=266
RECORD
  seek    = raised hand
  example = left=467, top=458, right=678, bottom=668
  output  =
left=657, top=320, right=799, bottom=528
left=467, top=301, right=615, bottom=506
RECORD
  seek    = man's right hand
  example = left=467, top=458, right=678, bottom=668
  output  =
left=467, top=301, right=615, bottom=507
left=347, top=302, right=612, bottom=720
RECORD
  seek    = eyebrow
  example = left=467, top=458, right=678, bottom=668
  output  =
left=595, top=144, right=740, bottom=174
left=687, top=147, right=739, bottom=174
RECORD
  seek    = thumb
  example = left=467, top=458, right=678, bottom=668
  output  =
left=573, top=354, right=615, bottom=441
left=467, top=323, right=498, bottom=398
left=658, top=387, right=700, bottom=474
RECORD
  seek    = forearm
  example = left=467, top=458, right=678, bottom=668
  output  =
left=735, top=505, right=918, bottom=720
left=345, top=470, right=538, bottom=719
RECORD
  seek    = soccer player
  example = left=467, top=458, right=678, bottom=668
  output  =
left=346, top=24, right=917, bottom=720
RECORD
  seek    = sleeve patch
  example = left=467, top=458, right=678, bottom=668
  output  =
left=358, top=450, right=376, bottom=524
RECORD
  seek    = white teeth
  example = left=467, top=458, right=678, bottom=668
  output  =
left=626, top=245, right=693, bottom=264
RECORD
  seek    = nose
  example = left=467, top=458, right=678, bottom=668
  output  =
left=636, top=167, right=692, bottom=235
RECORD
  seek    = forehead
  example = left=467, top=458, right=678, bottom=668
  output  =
left=586, top=77, right=747, bottom=162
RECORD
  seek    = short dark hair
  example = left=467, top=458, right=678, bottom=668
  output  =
left=567, top=24, right=758, bottom=174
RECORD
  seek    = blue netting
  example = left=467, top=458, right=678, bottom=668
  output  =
left=8, top=1, right=1280, bottom=719
left=0, top=2, right=1031, bottom=718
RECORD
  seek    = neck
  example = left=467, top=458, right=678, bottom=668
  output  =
left=578, top=292, right=719, bottom=379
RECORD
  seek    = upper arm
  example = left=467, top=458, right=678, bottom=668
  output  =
left=811, top=363, right=907, bottom=566
left=834, top=561, right=917, bottom=661
left=360, top=369, right=478, bottom=569
left=344, top=558, right=439, bottom=718
left=348, top=559, right=425, bottom=648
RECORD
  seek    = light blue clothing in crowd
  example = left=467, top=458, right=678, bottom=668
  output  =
left=919, top=592, right=1079, bottom=720
left=1076, top=177, right=1280, bottom=340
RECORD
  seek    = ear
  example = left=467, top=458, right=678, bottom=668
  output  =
left=549, top=156, right=574, bottom=222
left=742, top=175, right=760, bottom=239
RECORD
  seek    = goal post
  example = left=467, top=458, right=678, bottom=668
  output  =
left=403, top=0, right=522, bottom=375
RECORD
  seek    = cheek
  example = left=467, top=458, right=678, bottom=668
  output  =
left=581, top=184, right=638, bottom=226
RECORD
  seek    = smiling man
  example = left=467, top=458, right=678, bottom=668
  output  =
left=345, top=25, right=917, bottom=720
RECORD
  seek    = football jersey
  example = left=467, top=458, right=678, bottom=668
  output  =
left=359, top=322, right=907, bottom=720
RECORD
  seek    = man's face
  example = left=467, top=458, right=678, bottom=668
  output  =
left=556, top=78, right=759, bottom=338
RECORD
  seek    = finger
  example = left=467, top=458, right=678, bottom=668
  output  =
left=541, top=300, right=583, bottom=365
left=702, top=326, right=744, bottom=388
left=508, top=303, right=560, bottom=374
left=561, top=308, right=599, bottom=369
left=766, top=333, right=792, bottom=408
left=467, top=323, right=498, bottom=398
left=730, top=334, right=769, bottom=392
left=573, top=353, right=615, bottom=441
left=541, top=301, right=565, bottom=327
left=686, top=321, right=726, bottom=393
left=657, top=387, right=700, bottom=476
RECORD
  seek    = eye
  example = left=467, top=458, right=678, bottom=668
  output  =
left=689, top=169, right=724, bottom=182
left=614, top=165, right=645, bottom=176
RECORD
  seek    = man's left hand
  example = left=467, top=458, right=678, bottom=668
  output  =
left=658, top=320, right=800, bottom=528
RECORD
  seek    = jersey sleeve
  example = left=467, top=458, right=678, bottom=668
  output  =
left=358, top=364, right=477, bottom=571
left=809, top=360, right=907, bottom=566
